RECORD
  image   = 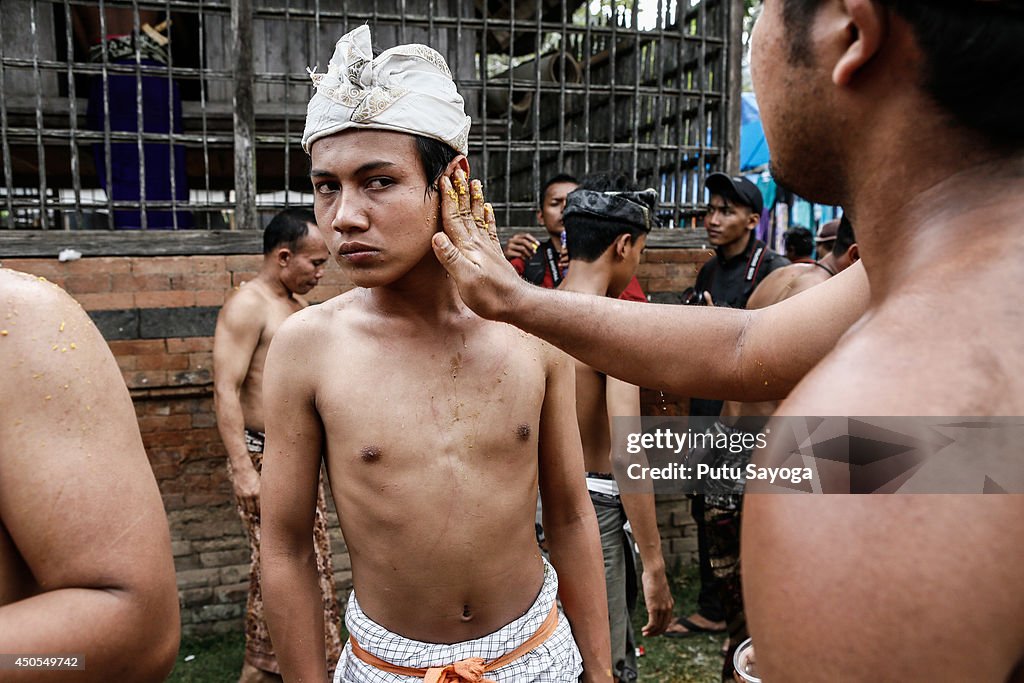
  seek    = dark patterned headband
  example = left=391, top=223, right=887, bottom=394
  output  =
left=563, top=189, right=660, bottom=232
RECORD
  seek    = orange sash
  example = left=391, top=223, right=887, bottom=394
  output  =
left=348, top=601, right=560, bottom=683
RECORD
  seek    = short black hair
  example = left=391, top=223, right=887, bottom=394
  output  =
left=833, top=214, right=855, bottom=257
left=785, top=227, right=814, bottom=259
left=414, top=134, right=461, bottom=195
left=263, top=208, right=316, bottom=254
left=564, top=173, right=651, bottom=263
left=781, top=0, right=1024, bottom=152
left=540, top=173, right=579, bottom=206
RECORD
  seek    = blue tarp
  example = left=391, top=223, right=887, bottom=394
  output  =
left=740, top=92, right=770, bottom=172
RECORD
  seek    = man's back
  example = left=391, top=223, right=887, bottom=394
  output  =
left=216, top=280, right=303, bottom=432
left=744, top=204, right=1024, bottom=681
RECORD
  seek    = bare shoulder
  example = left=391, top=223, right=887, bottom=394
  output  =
left=268, top=289, right=364, bottom=357
left=748, top=263, right=828, bottom=309
left=779, top=289, right=1024, bottom=415
left=0, top=269, right=103, bottom=369
left=220, top=279, right=271, bottom=320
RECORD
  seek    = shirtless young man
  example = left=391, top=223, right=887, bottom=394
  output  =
left=0, top=268, right=179, bottom=681
left=259, top=26, right=610, bottom=683
left=432, top=1, right=1024, bottom=680
left=213, top=209, right=339, bottom=681
left=558, top=178, right=674, bottom=681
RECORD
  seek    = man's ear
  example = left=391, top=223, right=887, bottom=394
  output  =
left=747, top=210, right=761, bottom=230
left=441, top=155, right=470, bottom=185
left=846, top=243, right=860, bottom=263
left=833, top=0, right=887, bottom=87
left=614, top=233, right=633, bottom=260
left=276, top=247, right=292, bottom=268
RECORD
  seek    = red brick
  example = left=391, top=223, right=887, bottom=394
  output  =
left=61, top=273, right=113, bottom=295
left=69, top=257, right=133, bottom=274
left=645, top=248, right=713, bottom=264
left=138, top=414, right=193, bottom=433
left=112, top=273, right=172, bottom=292
left=167, top=337, right=214, bottom=353
left=109, top=339, right=166, bottom=355
left=189, top=352, right=212, bottom=371
left=195, top=290, right=227, bottom=307
left=171, top=272, right=231, bottom=291
left=115, top=355, right=137, bottom=372
left=225, top=255, right=261, bottom=272
left=1, top=259, right=64, bottom=279
left=137, top=353, right=189, bottom=371
left=73, top=291, right=135, bottom=310
left=143, top=429, right=188, bottom=447
left=191, top=256, right=227, bottom=273
left=132, top=256, right=194, bottom=275
left=125, top=369, right=169, bottom=389
left=135, top=290, right=196, bottom=308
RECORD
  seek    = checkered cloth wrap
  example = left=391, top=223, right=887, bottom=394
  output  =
left=333, top=558, right=583, bottom=682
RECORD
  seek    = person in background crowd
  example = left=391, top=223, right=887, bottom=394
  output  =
left=213, top=208, right=339, bottom=682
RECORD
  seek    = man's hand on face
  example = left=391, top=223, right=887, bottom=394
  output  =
left=231, top=464, right=261, bottom=515
left=504, top=232, right=540, bottom=261
left=432, top=169, right=529, bottom=322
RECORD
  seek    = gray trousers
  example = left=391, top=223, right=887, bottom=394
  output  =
left=592, top=491, right=638, bottom=682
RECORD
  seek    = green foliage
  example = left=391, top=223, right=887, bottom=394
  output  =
left=166, top=632, right=244, bottom=683
left=631, top=561, right=725, bottom=682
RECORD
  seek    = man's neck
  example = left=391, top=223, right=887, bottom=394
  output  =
left=817, top=252, right=840, bottom=275
left=718, top=231, right=752, bottom=261
left=848, top=154, right=1024, bottom=299
left=365, top=256, right=467, bottom=324
left=256, top=267, right=297, bottom=301
left=561, top=260, right=615, bottom=298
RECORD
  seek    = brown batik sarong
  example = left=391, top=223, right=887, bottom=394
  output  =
left=236, top=429, right=343, bottom=675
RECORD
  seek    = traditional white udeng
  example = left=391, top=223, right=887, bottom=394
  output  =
left=302, top=24, right=472, bottom=155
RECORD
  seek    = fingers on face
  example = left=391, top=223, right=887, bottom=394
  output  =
left=442, top=175, right=472, bottom=243
left=455, top=169, right=473, bottom=221
left=484, top=203, right=499, bottom=245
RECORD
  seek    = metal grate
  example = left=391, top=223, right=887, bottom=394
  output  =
left=0, top=0, right=735, bottom=233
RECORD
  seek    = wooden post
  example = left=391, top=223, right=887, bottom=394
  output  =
left=231, top=0, right=257, bottom=230
left=725, top=0, right=745, bottom=176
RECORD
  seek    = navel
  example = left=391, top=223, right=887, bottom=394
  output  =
left=460, top=604, right=473, bottom=622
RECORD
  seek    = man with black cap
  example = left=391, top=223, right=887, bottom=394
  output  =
left=673, top=173, right=789, bottom=643
left=689, top=173, right=789, bottom=310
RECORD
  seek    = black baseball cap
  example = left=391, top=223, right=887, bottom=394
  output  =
left=705, top=172, right=764, bottom=215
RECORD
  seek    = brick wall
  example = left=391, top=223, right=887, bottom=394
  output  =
left=1, top=246, right=708, bottom=634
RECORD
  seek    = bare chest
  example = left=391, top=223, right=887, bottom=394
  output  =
left=316, top=330, right=548, bottom=476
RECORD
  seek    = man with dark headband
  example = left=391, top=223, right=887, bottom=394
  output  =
left=433, top=0, right=1024, bottom=679
left=559, top=176, right=674, bottom=681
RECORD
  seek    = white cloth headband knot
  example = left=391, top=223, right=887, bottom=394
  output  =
left=302, top=25, right=471, bottom=155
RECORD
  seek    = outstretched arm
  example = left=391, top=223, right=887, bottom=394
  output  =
left=261, top=316, right=329, bottom=682
left=431, top=172, right=870, bottom=401
left=606, top=378, right=673, bottom=637
left=0, top=271, right=179, bottom=682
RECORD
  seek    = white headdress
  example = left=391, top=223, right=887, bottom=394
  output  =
left=302, top=25, right=471, bottom=155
